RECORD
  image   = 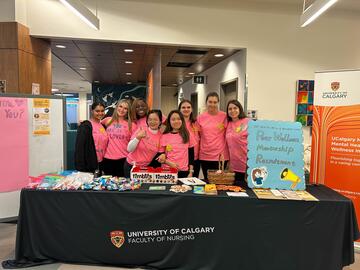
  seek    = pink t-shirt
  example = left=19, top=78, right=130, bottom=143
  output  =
left=102, top=117, right=137, bottom=160
left=136, top=117, right=147, bottom=129
left=127, top=128, right=162, bottom=166
left=185, top=120, right=200, bottom=160
left=226, top=118, right=250, bottom=173
left=197, top=111, right=228, bottom=161
left=90, top=120, right=108, bottom=162
left=160, top=132, right=195, bottom=171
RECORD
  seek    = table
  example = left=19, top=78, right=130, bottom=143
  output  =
left=2, top=185, right=359, bottom=270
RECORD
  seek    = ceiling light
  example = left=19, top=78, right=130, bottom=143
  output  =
left=185, top=75, right=191, bottom=78
left=124, top=49, right=134, bottom=53
left=125, top=61, right=133, bottom=64
left=59, top=0, right=100, bottom=30
left=55, top=45, right=66, bottom=49
left=300, top=0, right=338, bottom=27
left=126, top=82, right=132, bottom=84
left=126, top=72, right=132, bottom=75
left=51, top=88, right=59, bottom=92
left=79, top=67, right=87, bottom=70
left=214, top=54, right=224, bottom=57
left=188, top=72, right=195, bottom=75
left=172, top=84, right=178, bottom=86
left=94, top=80, right=100, bottom=83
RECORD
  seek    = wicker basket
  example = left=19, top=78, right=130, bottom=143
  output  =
left=207, top=159, right=235, bottom=185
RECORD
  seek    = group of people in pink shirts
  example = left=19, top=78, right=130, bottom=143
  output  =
left=75, top=92, right=249, bottom=183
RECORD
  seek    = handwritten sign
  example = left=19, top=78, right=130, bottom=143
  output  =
left=0, top=97, right=29, bottom=192
left=247, top=120, right=305, bottom=190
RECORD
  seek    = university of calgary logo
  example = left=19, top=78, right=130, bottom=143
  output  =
left=331, top=82, right=340, bottom=91
left=110, top=230, right=125, bottom=248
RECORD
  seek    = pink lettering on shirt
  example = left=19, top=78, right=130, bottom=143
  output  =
left=197, top=111, right=228, bottom=161
left=90, top=120, right=109, bottom=162
left=102, top=117, right=137, bottom=160
left=226, top=118, right=250, bottom=173
left=127, top=128, right=162, bottom=166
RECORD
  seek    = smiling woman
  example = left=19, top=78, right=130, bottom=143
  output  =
left=75, top=102, right=108, bottom=174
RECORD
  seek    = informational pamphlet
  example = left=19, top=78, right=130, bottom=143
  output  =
left=253, top=189, right=285, bottom=200
left=149, top=186, right=166, bottom=191
left=178, top=177, right=206, bottom=186
left=227, top=192, right=249, bottom=197
left=32, top=98, right=50, bottom=135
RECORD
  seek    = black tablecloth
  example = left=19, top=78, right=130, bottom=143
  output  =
left=3, top=185, right=359, bottom=270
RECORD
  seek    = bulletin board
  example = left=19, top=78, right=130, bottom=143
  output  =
left=0, top=94, right=66, bottom=220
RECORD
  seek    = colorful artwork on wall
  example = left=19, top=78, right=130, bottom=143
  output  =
left=296, top=80, right=314, bottom=126
left=92, top=83, right=146, bottom=117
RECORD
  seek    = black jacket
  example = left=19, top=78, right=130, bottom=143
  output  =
left=74, top=120, right=98, bottom=173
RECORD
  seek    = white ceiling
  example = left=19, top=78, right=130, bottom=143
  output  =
left=52, top=55, right=91, bottom=94
left=51, top=0, right=359, bottom=94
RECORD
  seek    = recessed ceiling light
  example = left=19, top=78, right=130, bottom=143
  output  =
left=126, top=72, right=132, bottom=75
left=79, top=67, right=87, bottom=70
left=188, top=72, right=195, bottom=75
left=214, top=54, right=224, bottom=57
left=94, top=80, right=100, bottom=83
left=51, top=88, right=59, bottom=92
left=55, top=45, right=66, bottom=49
left=126, top=82, right=132, bottom=84
left=172, top=83, right=178, bottom=86
left=124, top=49, right=134, bottom=52
left=125, top=61, right=133, bottom=64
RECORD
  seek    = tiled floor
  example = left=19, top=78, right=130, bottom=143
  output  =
left=0, top=222, right=359, bottom=270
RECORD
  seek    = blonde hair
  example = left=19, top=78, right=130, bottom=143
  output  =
left=106, top=99, right=133, bottom=131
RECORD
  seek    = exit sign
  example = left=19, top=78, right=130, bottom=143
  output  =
left=192, top=75, right=206, bottom=84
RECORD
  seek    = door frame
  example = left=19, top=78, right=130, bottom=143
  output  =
left=220, top=78, right=238, bottom=111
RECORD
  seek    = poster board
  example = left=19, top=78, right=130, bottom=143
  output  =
left=310, top=69, right=360, bottom=228
left=247, top=120, right=305, bottom=190
left=0, top=94, right=66, bottom=219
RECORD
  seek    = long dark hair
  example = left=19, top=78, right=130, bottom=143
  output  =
left=226, top=99, right=246, bottom=121
left=178, top=99, right=196, bottom=124
left=146, top=109, right=163, bottom=128
left=163, top=110, right=189, bottom=144
left=91, top=102, right=105, bottom=110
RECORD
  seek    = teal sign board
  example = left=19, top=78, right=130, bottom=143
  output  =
left=247, top=120, right=305, bottom=190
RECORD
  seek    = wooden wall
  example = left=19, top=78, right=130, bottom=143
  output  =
left=0, top=22, right=51, bottom=94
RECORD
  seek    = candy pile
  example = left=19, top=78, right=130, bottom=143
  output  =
left=82, top=176, right=141, bottom=191
left=27, top=171, right=141, bottom=192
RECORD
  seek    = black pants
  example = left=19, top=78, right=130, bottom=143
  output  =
left=178, top=171, right=189, bottom=178
left=123, top=160, right=133, bottom=178
left=234, top=171, right=247, bottom=187
left=200, top=160, right=228, bottom=181
left=193, top=160, right=201, bottom=178
left=103, top=157, right=126, bottom=177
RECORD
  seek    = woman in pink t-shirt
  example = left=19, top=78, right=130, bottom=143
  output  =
left=197, top=92, right=228, bottom=180
left=157, top=110, right=195, bottom=178
left=102, top=99, right=136, bottom=177
left=179, top=99, right=200, bottom=178
left=124, top=109, right=163, bottom=178
left=75, top=102, right=108, bottom=175
left=226, top=100, right=250, bottom=185
left=131, top=98, right=149, bottom=129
